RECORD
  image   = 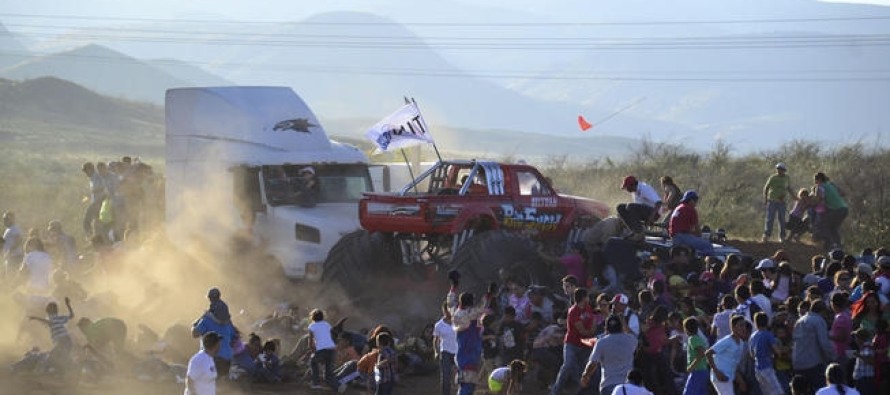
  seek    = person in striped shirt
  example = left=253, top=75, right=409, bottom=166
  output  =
left=29, top=297, right=74, bottom=372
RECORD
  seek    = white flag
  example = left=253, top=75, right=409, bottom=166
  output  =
left=365, top=103, right=434, bottom=154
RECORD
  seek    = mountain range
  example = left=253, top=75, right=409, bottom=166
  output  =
left=0, top=76, right=638, bottom=161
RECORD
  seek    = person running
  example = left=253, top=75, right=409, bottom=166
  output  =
left=446, top=270, right=493, bottom=395
left=185, top=331, right=221, bottom=395
left=581, top=314, right=638, bottom=395
left=29, top=297, right=75, bottom=373
left=549, top=287, right=595, bottom=395
left=706, top=315, right=749, bottom=395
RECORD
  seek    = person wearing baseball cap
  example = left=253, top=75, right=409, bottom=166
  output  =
left=762, top=162, right=796, bottom=243
left=609, top=293, right=640, bottom=336
left=617, top=176, right=662, bottom=242
left=668, top=190, right=715, bottom=257
left=580, top=314, right=638, bottom=395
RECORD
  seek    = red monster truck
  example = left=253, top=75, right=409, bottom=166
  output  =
left=322, top=160, right=609, bottom=295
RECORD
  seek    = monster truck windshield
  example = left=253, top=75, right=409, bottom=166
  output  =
left=263, top=164, right=371, bottom=206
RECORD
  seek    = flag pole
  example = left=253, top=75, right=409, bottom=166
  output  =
left=408, top=97, right=443, bottom=163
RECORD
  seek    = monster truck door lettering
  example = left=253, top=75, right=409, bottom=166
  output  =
left=499, top=204, right=563, bottom=231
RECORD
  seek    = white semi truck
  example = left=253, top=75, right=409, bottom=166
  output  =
left=165, top=86, right=372, bottom=279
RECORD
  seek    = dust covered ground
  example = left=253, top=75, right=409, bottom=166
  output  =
left=0, top=226, right=452, bottom=395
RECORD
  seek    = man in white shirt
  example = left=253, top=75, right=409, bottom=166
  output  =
left=3, top=211, right=23, bottom=277
left=609, top=369, right=654, bottom=395
left=20, top=238, right=53, bottom=294
left=433, top=301, right=458, bottom=395
left=185, top=331, right=221, bottom=395
left=617, top=176, right=662, bottom=241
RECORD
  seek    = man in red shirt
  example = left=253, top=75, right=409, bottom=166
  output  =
left=548, top=288, right=595, bottom=395
left=668, top=190, right=714, bottom=256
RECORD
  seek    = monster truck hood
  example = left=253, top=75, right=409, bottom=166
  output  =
left=559, top=193, right=611, bottom=219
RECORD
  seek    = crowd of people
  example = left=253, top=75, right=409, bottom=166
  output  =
left=0, top=157, right=881, bottom=395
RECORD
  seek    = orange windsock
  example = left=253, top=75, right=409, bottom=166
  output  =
left=578, top=115, right=593, bottom=131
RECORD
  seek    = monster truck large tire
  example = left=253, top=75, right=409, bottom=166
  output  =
left=449, top=230, right=560, bottom=296
left=321, top=230, right=395, bottom=294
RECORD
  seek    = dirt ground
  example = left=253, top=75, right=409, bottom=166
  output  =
left=0, top=361, right=445, bottom=395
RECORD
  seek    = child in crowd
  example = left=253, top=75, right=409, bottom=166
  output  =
left=488, top=359, right=527, bottom=395
left=374, top=333, right=398, bottom=395
left=785, top=188, right=813, bottom=242
left=683, top=317, right=709, bottom=395
left=29, top=297, right=74, bottom=372
left=480, top=314, right=499, bottom=387
left=307, top=308, right=342, bottom=392
left=749, top=312, right=784, bottom=395
left=711, top=295, right=737, bottom=341
left=852, top=329, right=876, bottom=395
left=254, top=340, right=281, bottom=383
left=498, top=306, right=524, bottom=366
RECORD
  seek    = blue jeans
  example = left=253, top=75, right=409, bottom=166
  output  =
left=310, top=348, right=337, bottom=390
left=439, top=352, right=455, bottom=395
left=764, top=200, right=787, bottom=239
left=549, top=343, right=591, bottom=395
left=683, top=370, right=709, bottom=395
left=671, top=233, right=715, bottom=256
left=458, top=381, right=475, bottom=395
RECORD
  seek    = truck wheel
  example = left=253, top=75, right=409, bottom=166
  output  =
left=321, top=230, right=394, bottom=293
left=449, top=230, right=556, bottom=296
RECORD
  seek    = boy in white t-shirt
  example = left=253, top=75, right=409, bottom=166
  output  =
left=185, top=331, right=221, bottom=395
left=308, top=308, right=344, bottom=392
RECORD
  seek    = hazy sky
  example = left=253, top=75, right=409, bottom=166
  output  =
left=1, top=0, right=887, bottom=23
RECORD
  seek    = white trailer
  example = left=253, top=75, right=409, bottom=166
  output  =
left=165, top=86, right=371, bottom=279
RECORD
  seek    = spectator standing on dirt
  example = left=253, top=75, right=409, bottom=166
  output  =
left=446, top=270, right=492, bottom=395
left=2, top=211, right=23, bottom=276
left=793, top=299, right=836, bottom=392
left=81, top=162, right=107, bottom=238
left=668, top=190, right=715, bottom=256
left=20, top=237, right=53, bottom=294
left=433, top=301, right=457, bottom=395
left=763, top=162, right=796, bottom=243
left=185, top=331, right=221, bottom=395
left=618, top=176, right=662, bottom=241
left=581, top=314, right=638, bottom=395
left=45, top=220, right=77, bottom=268
left=661, top=176, right=683, bottom=226
left=549, top=287, right=596, bottom=395
left=813, top=172, right=849, bottom=249
left=306, top=308, right=342, bottom=391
